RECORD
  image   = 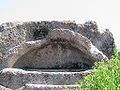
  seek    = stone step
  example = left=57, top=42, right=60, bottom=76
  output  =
left=0, top=68, right=93, bottom=89
left=20, top=84, right=79, bottom=90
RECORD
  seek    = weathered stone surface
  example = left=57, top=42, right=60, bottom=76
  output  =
left=0, top=85, right=12, bottom=90
left=0, top=68, right=93, bottom=89
left=0, top=21, right=114, bottom=61
left=48, top=29, right=108, bottom=60
left=23, top=84, right=79, bottom=90
left=3, top=29, right=107, bottom=69
left=0, top=21, right=114, bottom=89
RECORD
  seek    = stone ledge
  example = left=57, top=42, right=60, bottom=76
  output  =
left=0, top=68, right=93, bottom=89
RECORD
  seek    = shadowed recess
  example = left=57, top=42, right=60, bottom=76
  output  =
left=13, top=43, right=93, bottom=70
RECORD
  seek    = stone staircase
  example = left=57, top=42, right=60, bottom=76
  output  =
left=0, top=68, right=93, bottom=90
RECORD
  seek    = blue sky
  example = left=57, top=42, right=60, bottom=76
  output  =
left=0, top=0, right=120, bottom=47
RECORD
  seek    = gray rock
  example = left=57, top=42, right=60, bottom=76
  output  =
left=23, top=84, right=79, bottom=90
left=0, top=68, right=93, bottom=89
left=0, top=84, right=12, bottom=90
left=3, top=29, right=107, bottom=69
left=0, top=21, right=114, bottom=59
left=0, top=21, right=115, bottom=90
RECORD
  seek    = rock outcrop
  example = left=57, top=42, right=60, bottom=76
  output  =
left=0, top=21, right=114, bottom=90
left=0, top=21, right=114, bottom=69
left=0, top=21, right=114, bottom=55
left=3, top=29, right=107, bottom=70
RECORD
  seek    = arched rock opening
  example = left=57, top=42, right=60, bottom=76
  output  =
left=13, top=43, right=93, bottom=70
left=5, top=29, right=107, bottom=70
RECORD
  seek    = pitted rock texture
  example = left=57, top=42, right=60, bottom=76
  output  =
left=3, top=29, right=107, bottom=69
left=0, top=21, right=114, bottom=89
left=0, top=68, right=93, bottom=89
left=0, top=21, right=114, bottom=70
left=0, top=21, right=114, bottom=59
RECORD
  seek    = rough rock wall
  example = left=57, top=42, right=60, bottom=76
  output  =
left=0, top=21, right=114, bottom=57
left=3, top=29, right=107, bottom=69
left=0, top=21, right=114, bottom=69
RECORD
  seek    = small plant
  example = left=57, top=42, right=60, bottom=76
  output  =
left=78, top=55, right=120, bottom=90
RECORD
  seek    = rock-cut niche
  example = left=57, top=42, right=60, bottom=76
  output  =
left=13, top=42, right=92, bottom=70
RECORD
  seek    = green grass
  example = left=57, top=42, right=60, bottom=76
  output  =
left=78, top=55, right=120, bottom=90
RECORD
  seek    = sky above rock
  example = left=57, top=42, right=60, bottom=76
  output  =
left=0, top=0, right=120, bottom=47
